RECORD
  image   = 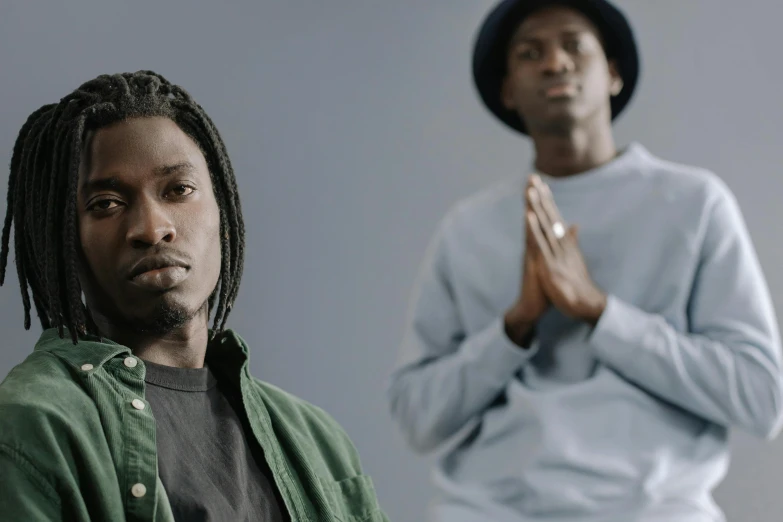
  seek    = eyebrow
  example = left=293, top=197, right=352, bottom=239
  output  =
left=154, top=161, right=196, bottom=176
left=80, top=161, right=197, bottom=196
left=510, top=27, right=589, bottom=46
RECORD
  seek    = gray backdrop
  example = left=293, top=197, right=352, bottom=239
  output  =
left=1, top=1, right=781, bottom=521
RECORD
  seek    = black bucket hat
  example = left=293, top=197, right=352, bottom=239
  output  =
left=472, top=0, right=640, bottom=134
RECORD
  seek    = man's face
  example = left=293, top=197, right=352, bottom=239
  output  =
left=77, top=116, right=222, bottom=334
left=501, top=6, right=621, bottom=133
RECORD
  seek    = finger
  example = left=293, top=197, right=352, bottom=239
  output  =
left=563, top=225, right=580, bottom=262
left=527, top=210, right=555, bottom=266
left=527, top=186, right=564, bottom=256
left=535, top=251, right=553, bottom=279
left=525, top=209, right=542, bottom=255
left=524, top=177, right=537, bottom=211
left=525, top=175, right=536, bottom=195
left=524, top=176, right=536, bottom=213
left=523, top=178, right=537, bottom=248
left=533, top=177, right=566, bottom=233
left=524, top=204, right=537, bottom=250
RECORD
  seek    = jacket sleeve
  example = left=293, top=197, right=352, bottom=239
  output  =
left=0, top=445, right=63, bottom=522
left=256, top=380, right=391, bottom=521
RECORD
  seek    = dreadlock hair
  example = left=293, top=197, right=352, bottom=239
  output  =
left=0, top=71, right=245, bottom=344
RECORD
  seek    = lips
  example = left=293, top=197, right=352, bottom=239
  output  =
left=542, top=81, right=579, bottom=98
left=127, top=254, right=190, bottom=281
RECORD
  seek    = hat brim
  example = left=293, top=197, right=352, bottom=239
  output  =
left=472, top=0, right=640, bottom=135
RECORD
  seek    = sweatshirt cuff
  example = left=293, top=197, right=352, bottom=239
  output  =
left=474, top=317, right=539, bottom=380
left=589, top=294, right=651, bottom=369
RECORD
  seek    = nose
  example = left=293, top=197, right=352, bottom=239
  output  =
left=126, top=199, right=176, bottom=248
left=540, top=46, right=574, bottom=75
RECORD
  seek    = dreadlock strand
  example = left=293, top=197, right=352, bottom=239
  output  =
left=44, top=115, right=74, bottom=338
left=213, top=230, right=232, bottom=333
left=12, top=198, right=32, bottom=330
left=198, top=109, right=246, bottom=308
left=63, top=115, right=89, bottom=343
left=183, top=105, right=245, bottom=310
left=25, top=114, right=57, bottom=280
left=8, top=109, right=56, bottom=328
left=170, top=106, right=237, bottom=331
left=12, top=151, right=34, bottom=329
left=1, top=105, right=52, bottom=284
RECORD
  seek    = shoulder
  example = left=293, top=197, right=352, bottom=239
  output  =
left=251, top=379, right=365, bottom=477
left=0, top=353, right=94, bottom=508
left=427, top=177, right=521, bottom=255
left=449, top=177, right=521, bottom=228
left=0, top=351, right=96, bottom=450
left=642, top=149, right=736, bottom=210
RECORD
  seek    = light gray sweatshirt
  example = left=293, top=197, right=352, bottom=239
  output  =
left=388, top=143, right=783, bottom=522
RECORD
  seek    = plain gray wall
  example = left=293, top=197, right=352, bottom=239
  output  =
left=1, top=1, right=781, bottom=520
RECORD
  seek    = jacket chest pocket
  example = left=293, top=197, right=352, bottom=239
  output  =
left=318, top=475, right=385, bottom=522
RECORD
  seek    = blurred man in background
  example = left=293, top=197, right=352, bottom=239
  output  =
left=388, top=1, right=783, bottom=520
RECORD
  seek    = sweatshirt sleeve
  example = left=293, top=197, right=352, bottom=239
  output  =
left=590, top=184, right=783, bottom=439
left=387, top=213, right=537, bottom=453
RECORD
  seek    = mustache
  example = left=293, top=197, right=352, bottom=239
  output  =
left=124, top=251, right=192, bottom=280
left=540, top=77, right=579, bottom=90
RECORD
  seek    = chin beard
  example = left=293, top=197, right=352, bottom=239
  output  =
left=533, top=113, right=578, bottom=136
left=132, top=299, right=203, bottom=335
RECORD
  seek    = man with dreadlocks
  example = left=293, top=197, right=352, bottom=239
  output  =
left=0, top=71, right=388, bottom=522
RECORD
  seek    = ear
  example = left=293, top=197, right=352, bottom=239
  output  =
left=608, top=59, right=623, bottom=96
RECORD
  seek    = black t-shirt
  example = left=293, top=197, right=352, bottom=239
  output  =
left=143, top=360, right=289, bottom=522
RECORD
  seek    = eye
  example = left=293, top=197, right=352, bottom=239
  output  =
left=516, top=47, right=540, bottom=60
left=168, top=184, right=196, bottom=198
left=565, top=38, right=588, bottom=54
left=87, top=199, right=121, bottom=212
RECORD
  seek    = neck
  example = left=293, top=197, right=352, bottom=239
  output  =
left=529, top=121, right=617, bottom=178
left=90, top=309, right=210, bottom=369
